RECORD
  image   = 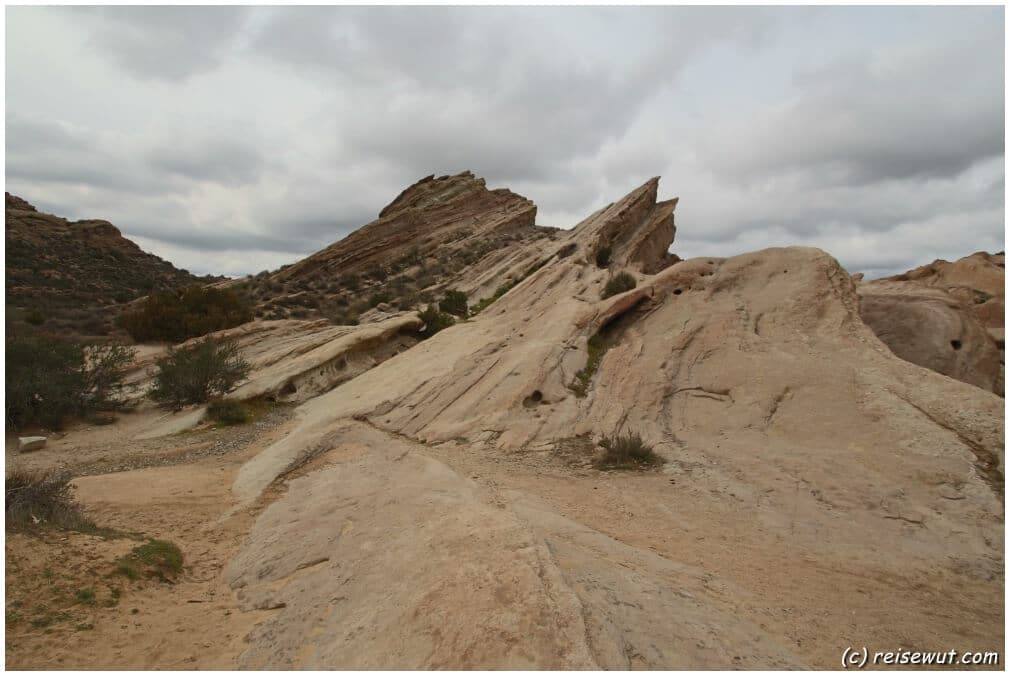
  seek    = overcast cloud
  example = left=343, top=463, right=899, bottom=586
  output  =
left=5, top=6, right=1004, bottom=278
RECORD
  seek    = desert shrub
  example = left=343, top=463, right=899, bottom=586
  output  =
left=206, top=399, right=250, bottom=425
left=595, top=245, right=612, bottom=268
left=84, top=343, right=137, bottom=411
left=148, top=338, right=250, bottom=408
left=339, top=273, right=360, bottom=290
left=118, top=285, right=252, bottom=343
left=23, top=309, right=46, bottom=326
left=601, top=271, right=637, bottom=299
left=365, top=264, right=388, bottom=282
left=596, top=431, right=663, bottom=470
left=369, top=291, right=392, bottom=308
left=418, top=305, right=455, bottom=339
left=5, top=469, right=95, bottom=531
left=5, top=335, right=136, bottom=430
left=439, top=289, right=469, bottom=318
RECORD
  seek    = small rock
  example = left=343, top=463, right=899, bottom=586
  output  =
left=18, top=436, right=47, bottom=452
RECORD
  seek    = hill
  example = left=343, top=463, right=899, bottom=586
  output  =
left=5, top=193, right=212, bottom=340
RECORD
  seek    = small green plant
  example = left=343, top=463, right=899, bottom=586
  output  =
left=24, top=309, right=46, bottom=325
left=116, top=539, right=184, bottom=582
left=116, top=559, right=141, bottom=580
left=568, top=334, right=612, bottom=398
left=595, top=431, right=663, bottom=470
left=418, top=305, right=456, bottom=339
left=439, top=289, right=469, bottom=318
left=76, top=588, right=96, bottom=605
left=149, top=338, right=250, bottom=408
left=207, top=399, right=250, bottom=425
left=601, top=271, right=637, bottom=299
left=472, top=281, right=518, bottom=315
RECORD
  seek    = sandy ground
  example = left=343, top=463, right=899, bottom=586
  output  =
left=4, top=408, right=296, bottom=669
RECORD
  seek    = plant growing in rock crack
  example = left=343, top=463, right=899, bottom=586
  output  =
left=568, top=334, right=613, bottom=398
left=601, top=271, right=637, bottom=299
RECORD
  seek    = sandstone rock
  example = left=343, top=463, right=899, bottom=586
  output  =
left=858, top=281, right=1003, bottom=395
left=17, top=436, right=47, bottom=452
left=226, top=176, right=1003, bottom=668
left=884, top=251, right=1005, bottom=329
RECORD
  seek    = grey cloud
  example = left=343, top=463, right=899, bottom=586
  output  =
left=145, top=136, right=268, bottom=186
left=5, top=6, right=1003, bottom=279
left=84, top=6, right=252, bottom=81
left=701, top=22, right=1003, bottom=188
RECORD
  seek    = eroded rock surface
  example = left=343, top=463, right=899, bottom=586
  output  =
left=225, top=177, right=1003, bottom=668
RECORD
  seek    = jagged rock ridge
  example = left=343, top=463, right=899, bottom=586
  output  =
left=238, top=172, right=559, bottom=324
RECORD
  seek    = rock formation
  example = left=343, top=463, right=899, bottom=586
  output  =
left=858, top=252, right=1005, bottom=395
left=217, top=176, right=1003, bottom=668
left=237, top=172, right=559, bottom=324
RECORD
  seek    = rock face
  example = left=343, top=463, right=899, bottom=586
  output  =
left=5, top=193, right=207, bottom=339
left=237, top=172, right=559, bottom=324
left=858, top=281, right=1003, bottom=395
left=884, top=251, right=1005, bottom=330
left=224, top=177, right=1003, bottom=668
left=858, top=251, right=1005, bottom=395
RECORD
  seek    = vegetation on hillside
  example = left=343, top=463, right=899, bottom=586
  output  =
left=118, top=285, right=253, bottom=343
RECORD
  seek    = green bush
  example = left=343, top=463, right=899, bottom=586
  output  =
left=596, top=432, right=663, bottom=470
left=601, top=271, right=637, bottom=299
left=6, top=469, right=95, bottom=531
left=207, top=399, right=250, bottom=425
left=149, top=338, right=250, bottom=408
left=6, top=335, right=136, bottom=430
left=118, top=285, right=252, bottom=343
left=439, top=289, right=469, bottom=318
left=418, top=305, right=455, bottom=339
left=23, top=309, right=46, bottom=326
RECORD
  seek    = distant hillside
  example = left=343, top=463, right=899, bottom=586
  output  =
left=5, top=193, right=212, bottom=340
left=236, top=172, right=560, bottom=324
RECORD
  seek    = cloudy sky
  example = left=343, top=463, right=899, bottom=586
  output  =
left=6, top=6, right=1004, bottom=278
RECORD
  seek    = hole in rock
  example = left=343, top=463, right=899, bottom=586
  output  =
left=280, top=381, right=297, bottom=395
left=673, top=289, right=683, bottom=296
left=950, top=340, right=962, bottom=351
left=522, top=390, right=545, bottom=408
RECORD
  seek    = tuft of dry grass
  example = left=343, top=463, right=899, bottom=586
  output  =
left=595, top=432, right=664, bottom=470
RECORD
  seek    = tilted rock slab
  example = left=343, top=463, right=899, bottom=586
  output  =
left=228, top=177, right=1003, bottom=668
